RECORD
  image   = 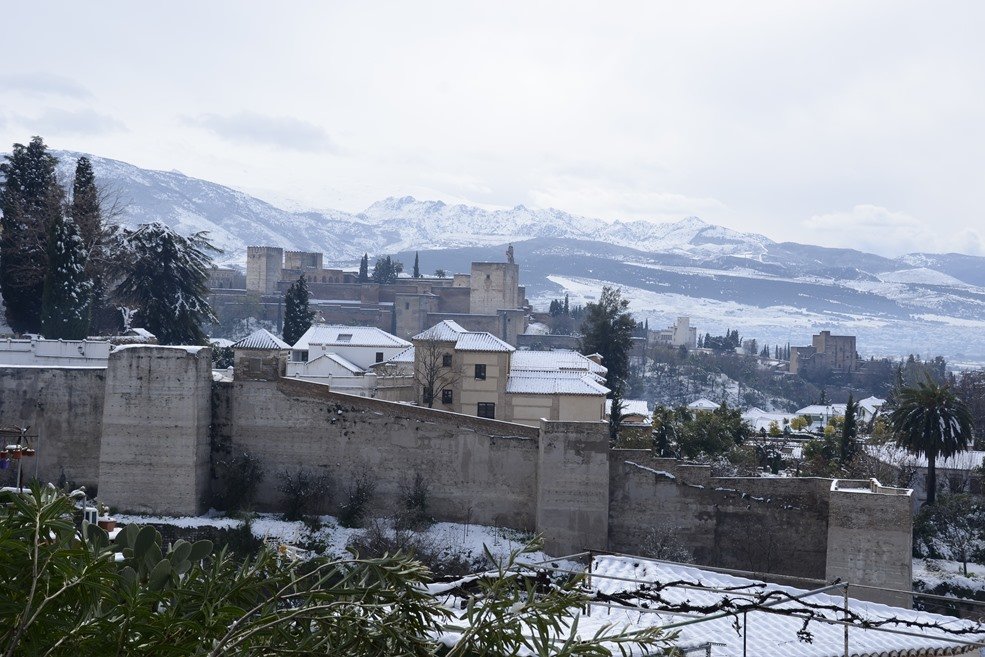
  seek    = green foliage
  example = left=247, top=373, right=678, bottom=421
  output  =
left=212, top=345, right=234, bottom=368
left=282, top=274, right=314, bottom=346
left=0, top=486, right=673, bottom=656
left=0, top=136, right=63, bottom=333
left=110, top=223, right=218, bottom=345
left=277, top=467, right=331, bottom=521
left=396, top=472, right=433, bottom=531
left=358, top=253, right=369, bottom=282
left=651, top=406, right=676, bottom=457
left=913, top=494, right=985, bottom=575
left=412, top=251, right=421, bottom=278
left=608, top=389, right=624, bottom=443
left=372, top=255, right=403, bottom=284
left=891, top=378, right=973, bottom=505
left=675, top=404, right=751, bottom=460
left=41, top=214, right=92, bottom=339
left=840, top=393, right=859, bottom=462
left=579, top=286, right=636, bottom=391
left=433, top=268, right=446, bottom=278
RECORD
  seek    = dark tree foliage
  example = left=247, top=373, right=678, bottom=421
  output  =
left=840, top=393, right=858, bottom=463
left=358, top=253, right=369, bottom=282
left=891, top=378, right=973, bottom=505
left=110, top=223, right=218, bottom=345
left=372, top=256, right=403, bottom=285
left=579, top=286, right=635, bottom=392
left=0, top=136, right=63, bottom=333
left=40, top=215, right=91, bottom=339
left=608, top=389, right=624, bottom=443
left=412, top=252, right=421, bottom=278
left=282, top=274, right=314, bottom=346
left=651, top=406, right=676, bottom=457
left=69, top=156, right=117, bottom=334
left=954, top=370, right=985, bottom=449
left=704, top=329, right=740, bottom=352
left=674, top=403, right=751, bottom=459
left=70, top=156, right=101, bottom=252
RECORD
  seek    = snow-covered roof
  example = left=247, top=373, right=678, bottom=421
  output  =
left=606, top=399, right=650, bottom=420
left=506, top=371, right=609, bottom=396
left=233, top=329, right=290, bottom=351
left=687, top=398, right=719, bottom=410
left=125, top=328, right=155, bottom=339
left=310, top=353, right=364, bottom=374
left=585, top=555, right=985, bottom=657
left=210, top=338, right=235, bottom=348
left=859, top=396, right=887, bottom=415
left=293, top=324, right=410, bottom=350
left=523, top=321, right=550, bottom=336
left=796, top=404, right=847, bottom=416
left=511, top=350, right=607, bottom=377
left=413, top=320, right=467, bottom=342
left=385, top=345, right=415, bottom=363
left=455, top=332, right=515, bottom=352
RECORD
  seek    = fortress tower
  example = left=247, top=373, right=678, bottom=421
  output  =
left=246, top=246, right=284, bottom=294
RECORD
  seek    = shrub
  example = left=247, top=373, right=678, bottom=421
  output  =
left=396, top=472, right=433, bottom=531
left=277, top=467, right=331, bottom=521
left=338, top=474, right=376, bottom=528
left=348, top=520, right=486, bottom=578
left=214, top=451, right=265, bottom=512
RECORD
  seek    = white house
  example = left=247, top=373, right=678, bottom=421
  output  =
left=687, top=398, right=719, bottom=412
left=605, top=399, right=651, bottom=424
left=289, top=324, right=411, bottom=370
left=795, top=404, right=847, bottom=431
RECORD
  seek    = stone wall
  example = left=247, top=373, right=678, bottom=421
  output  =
left=97, top=347, right=213, bottom=516
left=608, top=453, right=831, bottom=580
left=214, top=378, right=541, bottom=530
left=0, top=366, right=106, bottom=490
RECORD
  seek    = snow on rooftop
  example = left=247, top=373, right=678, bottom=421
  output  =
left=293, top=324, right=410, bottom=350
left=413, top=320, right=468, bottom=342
left=506, top=371, right=608, bottom=396
left=232, top=328, right=290, bottom=350
left=687, top=397, right=720, bottom=410
left=454, top=332, right=515, bottom=352
left=796, top=404, right=848, bottom=416
left=606, top=398, right=650, bottom=420
left=511, top=349, right=607, bottom=376
left=306, top=352, right=364, bottom=374
left=582, top=555, right=985, bottom=657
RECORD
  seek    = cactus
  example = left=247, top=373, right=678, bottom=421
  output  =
left=114, top=523, right=213, bottom=590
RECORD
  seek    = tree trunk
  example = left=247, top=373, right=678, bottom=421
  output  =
left=926, top=455, right=937, bottom=505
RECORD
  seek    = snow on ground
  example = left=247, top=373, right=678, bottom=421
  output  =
left=113, top=511, right=548, bottom=564
left=914, top=558, right=985, bottom=595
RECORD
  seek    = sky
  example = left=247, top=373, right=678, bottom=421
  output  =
left=1, top=1, right=983, bottom=257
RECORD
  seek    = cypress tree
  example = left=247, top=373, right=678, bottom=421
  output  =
left=579, top=286, right=635, bottom=391
left=283, top=274, right=314, bottom=346
left=0, top=136, right=63, bottom=333
left=840, top=393, right=858, bottom=463
left=358, top=254, right=369, bottom=282
left=41, top=214, right=91, bottom=339
left=412, top=252, right=421, bottom=278
left=563, top=294, right=570, bottom=316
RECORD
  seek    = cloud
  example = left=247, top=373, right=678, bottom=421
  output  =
left=18, top=108, right=126, bottom=136
left=185, top=112, right=338, bottom=153
left=803, top=205, right=984, bottom=257
left=0, top=73, right=92, bottom=99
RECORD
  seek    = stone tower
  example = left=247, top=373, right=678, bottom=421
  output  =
left=469, top=262, right=520, bottom=315
left=246, top=246, right=284, bottom=294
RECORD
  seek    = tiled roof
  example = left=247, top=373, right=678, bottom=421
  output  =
left=233, top=329, right=290, bottom=350
left=413, top=320, right=467, bottom=342
left=506, top=371, right=608, bottom=396
left=455, top=332, right=515, bottom=352
left=293, top=324, right=410, bottom=350
left=511, top=350, right=607, bottom=376
left=587, top=555, right=985, bottom=657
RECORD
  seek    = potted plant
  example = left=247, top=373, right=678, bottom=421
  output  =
left=96, top=502, right=116, bottom=531
left=23, top=448, right=36, bottom=456
left=9, top=447, right=22, bottom=459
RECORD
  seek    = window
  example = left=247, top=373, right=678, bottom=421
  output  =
left=336, top=333, right=353, bottom=343
left=477, top=402, right=495, bottom=419
left=441, top=389, right=453, bottom=404
left=474, top=364, right=487, bottom=380
left=292, top=350, right=309, bottom=362
left=375, top=352, right=384, bottom=363
left=405, top=302, right=410, bottom=309
left=249, top=358, right=263, bottom=374
left=442, top=353, right=452, bottom=367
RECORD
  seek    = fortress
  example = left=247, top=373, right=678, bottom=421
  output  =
left=209, top=248, right=529, bottom=343
left=0, top=345, right=913, bottom=606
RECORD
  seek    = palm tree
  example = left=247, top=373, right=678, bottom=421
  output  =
left=890, top=378, right=973, bottom=505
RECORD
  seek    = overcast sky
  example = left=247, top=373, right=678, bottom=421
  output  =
left=2, top=1, right=983, bottom=256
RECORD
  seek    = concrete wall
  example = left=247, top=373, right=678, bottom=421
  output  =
left=0, top=366, right=106, bottom=490
left=536, top=421, right=610, bottom=555
left=97, top=346, right=213, bottom=515
left=216, top=378, right=540, bottom=529
left=470, top=262, right=520, bottom=315
left=246, top=246, right=283, bottom=294
left=825, top=480, right=913, bottom=606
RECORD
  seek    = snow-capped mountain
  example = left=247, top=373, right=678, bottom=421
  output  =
left=42, top=151, right=985, bottom=361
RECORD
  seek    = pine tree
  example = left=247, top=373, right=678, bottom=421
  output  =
left=840, top=393, right=858, bottom=463
left=0, top=136, right=63, bottom=333
left=70, top=156, right=101, bottom=251
left=358, top=254, right=369, bottom=283
left=41, top=214, right=91, bottom=339
left=69, top=156, right=117, bottom=333
left=110, top=223, right=217, bottom=345
left=372, top=256, right=403, bottom=285
left=283, top=274, right=314, bottom=346
left=412, top=252, right=421, bottom=278
left=563, top=294, right=570, bottom=316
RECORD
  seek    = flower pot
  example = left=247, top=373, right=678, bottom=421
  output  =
left=0, top=450, right=7, bottom=459
left=10, top=449, right=22, bottom=460
left=22, top=448, right=35, bottom=457
left=97, top=518, right=116, bottom=531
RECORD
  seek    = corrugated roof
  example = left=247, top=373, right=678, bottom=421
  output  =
left=511, top=350, right=607, bottom=376
left=455, top=332, right=515, bottom=352
left=293, top=324, right=410, bottom=350
left=506, top=371, right=608, bottom=396
left=413, top=320, right=467, bottom=342
left=233, top=329, right=290, bottom=350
